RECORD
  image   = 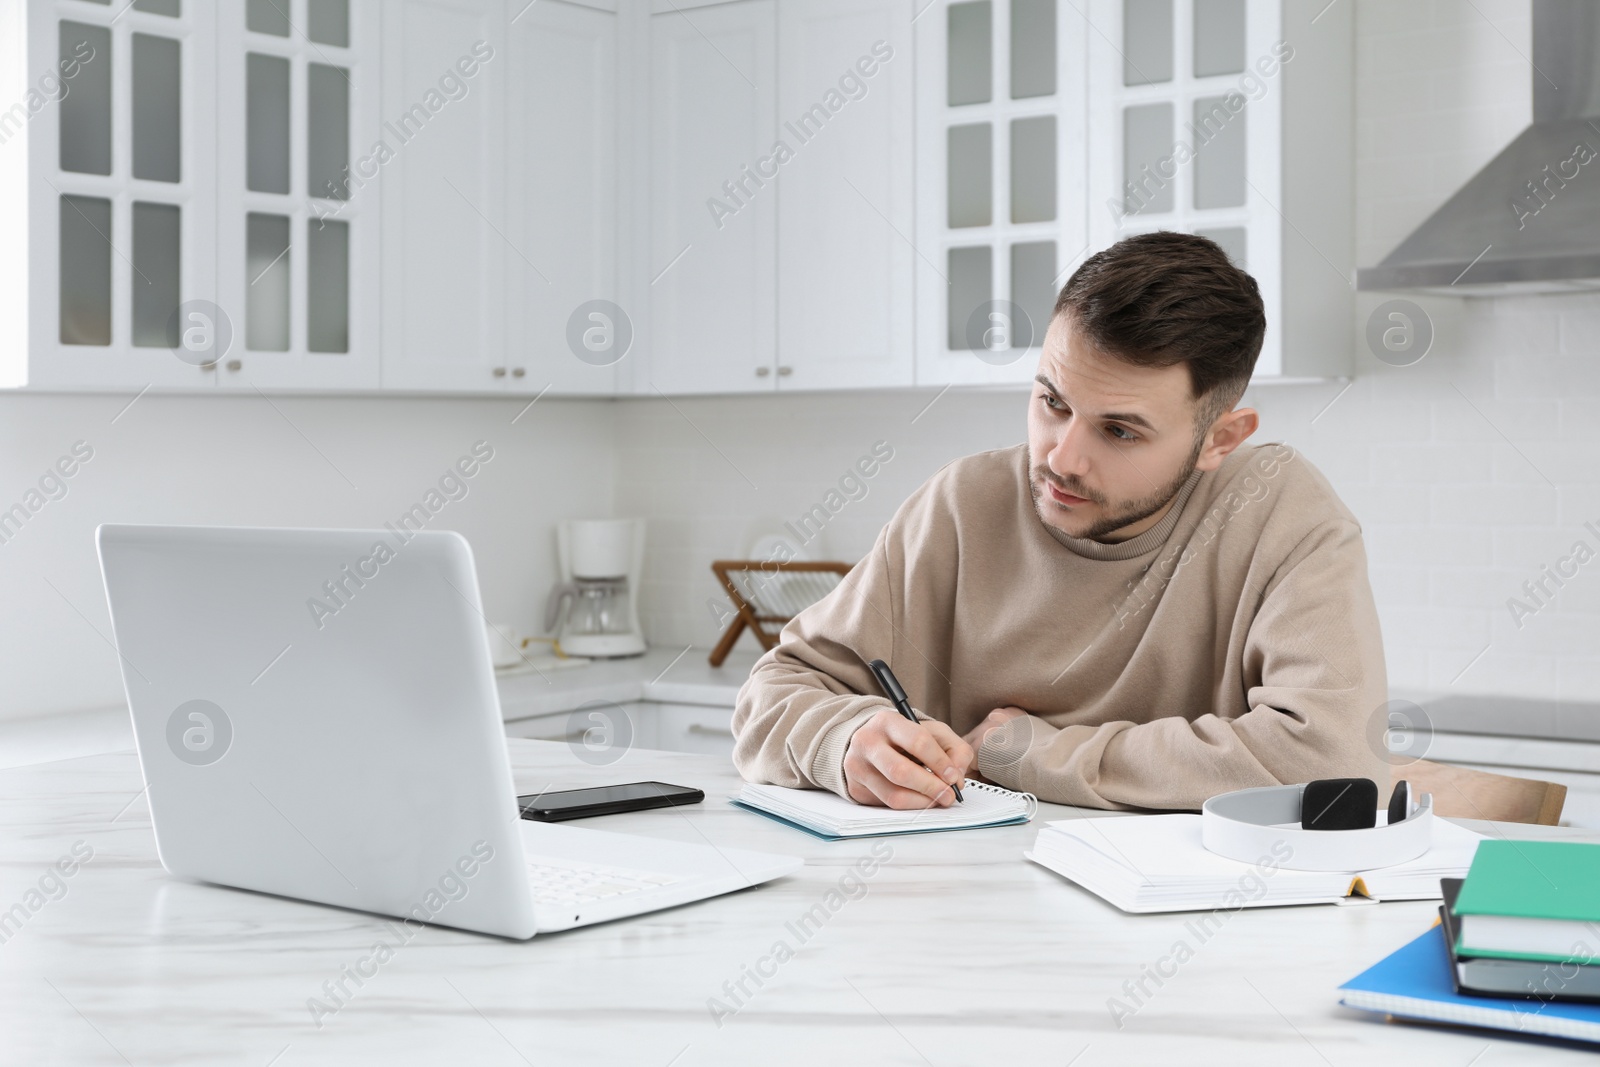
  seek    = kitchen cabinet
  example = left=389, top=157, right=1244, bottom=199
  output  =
left=13, top=0, right=221, bottom=389
left=382, top=0, right=623, bottom=395
left=654, top=701, right=737, bottom=759
left=913, top=0, right=1089, bottom=386
left=504, top=0, right=624, bottom=396
left=9, top=0, right=382, bottom=391
left=773, top=0, right=914, bottom=392
left=911, top=0, right=1350, bottom=387
left=215, top=0, right=382, bottom=390
left=4, top=0, right=1351, bottom=396
left=377, top=0, right=510, bottom=392
left=503, top=698, right=734, bottom=761
left=644, top=0, right=916, bottom=395
left=504, top=699, right=662, bottom=753
left=1084, top=0, right=1352, bottom=379
left=644, top=0, right=777, bottom=396
left=379, top=0, right=624, bottom=396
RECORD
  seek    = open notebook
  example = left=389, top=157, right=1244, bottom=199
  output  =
left=733, top=780, right=1037, bottom=840
left=1026, top=814, right=1483, bottom=913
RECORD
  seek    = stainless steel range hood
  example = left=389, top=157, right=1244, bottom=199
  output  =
left=1357, top=0, right=1600, bottom=296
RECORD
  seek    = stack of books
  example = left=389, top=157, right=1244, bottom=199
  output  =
left=1340, top=840, right=1600, bottom=1045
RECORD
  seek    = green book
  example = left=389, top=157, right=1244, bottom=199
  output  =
left=1454, top=840, right=1600, bottom=964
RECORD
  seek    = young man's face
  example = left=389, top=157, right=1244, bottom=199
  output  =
left=1026, top=313, right=1248, bottom=543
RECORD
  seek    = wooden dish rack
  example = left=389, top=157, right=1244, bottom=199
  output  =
left=708, top=559, right=853, bottom=666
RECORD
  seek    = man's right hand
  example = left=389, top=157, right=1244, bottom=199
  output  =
left=843, top=708, right=974, bottom=809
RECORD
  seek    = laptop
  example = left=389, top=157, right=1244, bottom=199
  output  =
left=96, top=524, right=800, bottom=939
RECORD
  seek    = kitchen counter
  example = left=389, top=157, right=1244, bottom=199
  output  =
left=495, top=647, right=762, bottom=723
left=7, top=741, right=1599, bottom=1064
left=1395, top=690, right=1600, bottom=745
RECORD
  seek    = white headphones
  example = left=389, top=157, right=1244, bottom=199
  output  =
left=1201, top=778, right=1433, bottom=872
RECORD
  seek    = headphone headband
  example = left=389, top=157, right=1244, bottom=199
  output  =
left=1201, top=783, right=1434, bottom=872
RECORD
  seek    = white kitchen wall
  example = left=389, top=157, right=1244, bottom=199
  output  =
left=613, top=387, right=1029, bottom=654
left=0, top=391, right=616, bottom=722
left=621, top=0, right=1600, bottom=706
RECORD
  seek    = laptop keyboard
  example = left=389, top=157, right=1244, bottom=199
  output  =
left=526, top=857, right=682, bottom=907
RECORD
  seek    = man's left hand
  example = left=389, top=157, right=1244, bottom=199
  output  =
left=962, top=706, right=1029, bottom=756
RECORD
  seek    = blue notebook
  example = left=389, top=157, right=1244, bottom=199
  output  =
left=1339, top=924, right=1600, bottom=1045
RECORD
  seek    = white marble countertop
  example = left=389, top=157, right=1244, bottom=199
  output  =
left=4, top=742, right=1598, bottom=1066
left=495, top=647, right=761, bottom=723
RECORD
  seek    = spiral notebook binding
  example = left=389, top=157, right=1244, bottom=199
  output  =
left=962, top=779, right=1039, bottom=822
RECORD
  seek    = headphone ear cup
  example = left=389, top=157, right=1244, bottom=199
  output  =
left=1301, top=777, right=1379, bottom=830
left=1387, top=780, right=1411, bottom=825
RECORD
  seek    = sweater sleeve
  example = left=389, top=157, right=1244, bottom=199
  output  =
left=730, top=530, right=905, bottom=797
left=975, top=519, right=1391, bottom=810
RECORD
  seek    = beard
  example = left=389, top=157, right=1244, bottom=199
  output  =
left=1029, top=441, right=1202, bottom=542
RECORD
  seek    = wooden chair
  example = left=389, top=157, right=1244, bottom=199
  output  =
left=707, top=560, right=853, bottom=666
left=1400, top=759, right=1568, bottom=826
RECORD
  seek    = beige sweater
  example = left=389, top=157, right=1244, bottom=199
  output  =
left=731, top=442, right=1390, bottom=810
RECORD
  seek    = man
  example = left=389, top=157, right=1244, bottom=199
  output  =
left=731, top=231, right=1388, bottom=811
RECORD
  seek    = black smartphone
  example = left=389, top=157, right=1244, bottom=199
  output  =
left=517, top=781, right=705, bottom=822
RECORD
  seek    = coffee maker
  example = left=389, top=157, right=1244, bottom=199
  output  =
left=544, top=518, right=647, bottom=658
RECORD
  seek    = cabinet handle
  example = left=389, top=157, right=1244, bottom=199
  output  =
left=686, top=723, right=734, bottom=737
left=493, top=367, right=506, bottom=378
left=777, top=366, right=793, bottom=377
left=512, top=367, right=525, bottom=378
left=755, top=366, right=771, bottom=377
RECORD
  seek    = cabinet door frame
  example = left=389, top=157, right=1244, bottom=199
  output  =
left=913, top=0, right=1089, bottom=387
left=26, top=0, right=219, bottom=390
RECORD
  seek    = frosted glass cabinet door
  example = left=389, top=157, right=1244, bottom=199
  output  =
left=1083, top=0, right=1332, bottom=381
left=915, top=0, right=1088, bottom=386
left=214, top=0, right=379, bottom=389
left=29, top=2, right=219, bottom=388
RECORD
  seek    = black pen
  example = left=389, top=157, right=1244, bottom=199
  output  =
left=866, top=658, right=964, bottom=803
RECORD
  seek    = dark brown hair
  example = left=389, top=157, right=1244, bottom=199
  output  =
left=1053, top=231, right=1265, bottom=432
